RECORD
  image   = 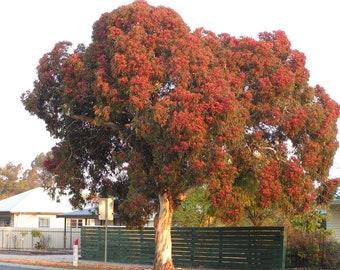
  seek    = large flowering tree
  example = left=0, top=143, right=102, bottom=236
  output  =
left=22, top=1, right=339, bottom=269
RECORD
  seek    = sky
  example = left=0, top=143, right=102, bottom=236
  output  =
left=0, top=0, right=339, bottom=176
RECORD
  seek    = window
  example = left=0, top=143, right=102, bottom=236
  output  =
left=38, top=218, right=50, bottom=228
left=0, top=217, right=10, bottom=227
left=71, top=219, right=83, bottom=228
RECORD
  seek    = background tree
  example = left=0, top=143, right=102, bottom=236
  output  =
left=21, top=1, right=339, bottom=269
left=172, top=185, right=221, bottom=227
left=22, top=153, right=48, bottom=187
left=0, top=163, right=24, bottom=198
left=0, top=161, right=43, bottom=199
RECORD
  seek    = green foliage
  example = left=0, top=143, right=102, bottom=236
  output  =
left=172, top=185, right=221, bottom=227
left=290, top=210, right=329, bottom=234
left=31, top=229, right=42, bottom=238
left=0, top=162, right=42, bottom=199
left=287, top=210, right=340, bottom=268
left=31, top=229, right=50, bottom=249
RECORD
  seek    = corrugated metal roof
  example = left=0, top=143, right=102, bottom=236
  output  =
left=0, top=187, right=74, bottom=213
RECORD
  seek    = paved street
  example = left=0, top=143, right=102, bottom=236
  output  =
left=0, top=253, right=73, bottom=263
left=0, top=253, right=72, bottom=269
left=0, top=264, right=56, bottom=270
left=0, top=261, right=68, bottom=270
left=0, top=254, right=72, bottom=270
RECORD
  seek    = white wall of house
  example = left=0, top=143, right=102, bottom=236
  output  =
left=12, top=213, right=65, bottom=228
left=328, top=204, right=340, bottom=242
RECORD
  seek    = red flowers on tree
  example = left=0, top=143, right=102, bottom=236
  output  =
left=21, top=1, right=339, bottom=269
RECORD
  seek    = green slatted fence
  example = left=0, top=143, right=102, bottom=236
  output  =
left=81, top=226, right=286, bottom=269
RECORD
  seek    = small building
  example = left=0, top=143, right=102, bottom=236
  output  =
left=0, top=187, right=74, bottom=228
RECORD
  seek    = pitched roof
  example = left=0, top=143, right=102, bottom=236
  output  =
left=0, top=187, right=74, bottom=214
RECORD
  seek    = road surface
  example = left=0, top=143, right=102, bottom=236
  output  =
left=0, top=263, right=65, bottom=270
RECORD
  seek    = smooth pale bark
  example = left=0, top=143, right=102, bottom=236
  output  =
left=154, top=192, right=174, bottom=270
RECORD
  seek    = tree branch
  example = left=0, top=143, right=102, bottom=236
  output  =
left=177, top=187, right=197, bottom=202
left=69, top=114, right=117, bottom=130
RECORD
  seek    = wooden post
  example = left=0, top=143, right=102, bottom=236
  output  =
left=99, top=198, right=114, bottom=268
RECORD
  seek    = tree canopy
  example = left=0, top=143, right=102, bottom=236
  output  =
left=21, top=1, right=339, bottom=268
left=0, top=159, right=44, bottom=199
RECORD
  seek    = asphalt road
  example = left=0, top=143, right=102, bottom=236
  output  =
left=0, top=254, right=74, bottom=270
left=0, top=263, right=64, bottom=270
left=0, top=266, right=44, bottom=270
left=0, top=267, right=31, bottom=270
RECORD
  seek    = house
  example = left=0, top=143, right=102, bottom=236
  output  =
left=328, top=198, right=340, bottom=241
left=0, top=187, right=74, bottom=228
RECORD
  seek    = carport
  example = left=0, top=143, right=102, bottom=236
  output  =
left=57, top=208, right=98, bottom=249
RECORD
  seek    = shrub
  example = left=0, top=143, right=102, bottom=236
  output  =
left=31, top=229, right=50, bottom=249
left=31, top=229, right=42, bottom=238
left=322, top=238, right=340, bottom=269
left=287, top=228, right=340, bottom=269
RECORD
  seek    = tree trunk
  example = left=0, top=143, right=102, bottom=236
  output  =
left=154, top=192, right=174, bottom=270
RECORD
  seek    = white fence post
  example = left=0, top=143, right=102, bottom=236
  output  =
left=73, top=238, right=79, bottom=266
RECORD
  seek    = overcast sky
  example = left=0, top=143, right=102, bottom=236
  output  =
left=0, top=0, right=339, bottom=176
